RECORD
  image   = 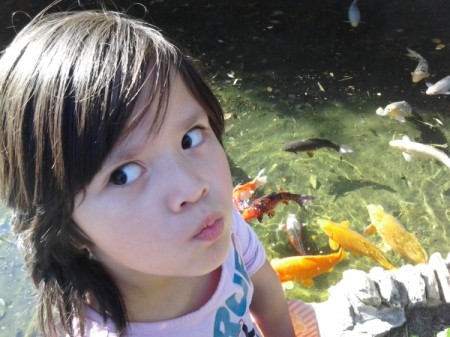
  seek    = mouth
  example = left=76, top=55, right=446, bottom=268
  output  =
left=194, top=215, right=225, bottom=241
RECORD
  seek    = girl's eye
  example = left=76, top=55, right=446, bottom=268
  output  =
left=181, top=128, right=204, bottom=150
left=109, top=163, right=142, bottom=186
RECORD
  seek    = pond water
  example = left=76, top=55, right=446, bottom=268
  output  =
left=1, top=0, right=450, bottom=336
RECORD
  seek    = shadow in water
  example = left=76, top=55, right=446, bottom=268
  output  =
left=329, top=175, right=397, bottom=201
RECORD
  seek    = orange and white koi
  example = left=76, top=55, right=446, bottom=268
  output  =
left=279, top=213, right=307, bottom=255
left=241, top=192, right=315, bottom=222
left=270, top=248, right=345, bottom=287
left=317, top=219, right=395, bottom=270
left=406, top=48, right=429, bottom=83
left=365, top=204, right=428, bottom=265
left=233, top=169, right=267, bottom=211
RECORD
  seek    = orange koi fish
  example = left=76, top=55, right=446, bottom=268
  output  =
left=270, top=248, right=345, bottom=287
left=279, top=213, right=307, bottom=255
left=317, top=219, right=395, bottom=270
left=233, top=169, right=267, bottom=211
left=365, top=204, right=428, bottom=265
left=241, top=192, right=315, bottom=222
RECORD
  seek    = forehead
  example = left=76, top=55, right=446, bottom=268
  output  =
left=102, top=74, right=202, bottom=166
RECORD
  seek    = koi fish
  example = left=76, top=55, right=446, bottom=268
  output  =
left=270, top=248, right=345, bottom=286
left=317, top=219, right=395, bottom=270
left=233, top=169, right=267, bottom=211
left=241, top=192, right=315, bottom=222
left=389, top=135, right=450, bottom=170
left=376, top=101, right=412, bottom=123
left=282, top=138, right=353, bottom=157
left=406, top=48, right=429, bottom=83
left=426, top=75, right=450, bottom=95
left=347, top=0, right=360, bottom=27
left=279, top=213, right=307, bottom=255
left=365, top=204, right=428, bottom=265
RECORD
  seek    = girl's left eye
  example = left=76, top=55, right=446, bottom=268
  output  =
left=181, top=128, right=204, bottom=150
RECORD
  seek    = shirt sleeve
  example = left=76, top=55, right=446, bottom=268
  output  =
left=231, top=205, right=267, bottom=276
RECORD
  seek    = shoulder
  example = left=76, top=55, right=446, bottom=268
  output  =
left=230, top=206, right=266, bottom=277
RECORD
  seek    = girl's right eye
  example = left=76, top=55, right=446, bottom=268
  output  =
left=109, top=163, right=142, bottom=186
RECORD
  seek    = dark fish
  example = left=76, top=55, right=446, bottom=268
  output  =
left=282, top=138, right=353, bottom=157
left=241, top=192, right=315, bottom=222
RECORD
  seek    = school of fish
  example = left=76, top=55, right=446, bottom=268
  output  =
left=231, top=2, right=447, bottom=289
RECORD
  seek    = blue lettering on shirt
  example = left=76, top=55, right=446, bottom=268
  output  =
left=213, top=247, right=260, bottom=337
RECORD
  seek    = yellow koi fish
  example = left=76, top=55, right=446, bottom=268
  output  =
left=270, top=248, right=345, bottom=287
left=365, top=204, right=428, bottom=265
left=317, top=219, right=395, bottom=270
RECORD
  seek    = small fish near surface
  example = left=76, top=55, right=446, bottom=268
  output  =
left=317, top=219, right=395, bottom=270
left=279, top=213, right=307, bottom=255
left=282, top=138, right=353, bottom=157
left=406, top=48, right=429, bottom=83
left=233, top=169, right=267, bottom=211
left=376, top=101, right=412, bottom=123
left=241, top=192, right=315, bottom=222
left=426, top=75, right=450, bottom=95
left=347, top=0, right=360, bottom=27
left=389, top=135, right=450, bottom=170
left=365, top=204, right=428, bottom=265
left=270, top=247, right=345, bottom=287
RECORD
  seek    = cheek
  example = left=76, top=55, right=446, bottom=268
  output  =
left=212, top=146, right=233, bottom=190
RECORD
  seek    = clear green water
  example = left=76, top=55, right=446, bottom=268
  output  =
left=1, top=0, right=450, bottom=336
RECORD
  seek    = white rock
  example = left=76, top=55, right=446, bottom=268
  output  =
left=369, top=266, right=407, bottom=308
left=416, top=263, right=442, bottom=306
left=392, top=264, right=427, bottom=307
left=429, top=252, right=450, bottom=303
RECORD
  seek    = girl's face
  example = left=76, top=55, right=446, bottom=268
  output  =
left=72, top=74, right=233, bottom=284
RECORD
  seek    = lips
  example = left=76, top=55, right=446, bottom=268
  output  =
left=194, top=216, right=224, bottom=241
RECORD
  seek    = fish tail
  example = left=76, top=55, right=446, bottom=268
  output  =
left=406, top=48, right=422, bottom=60
left=338, top=144, right=353, bottom=154
left=292, top=194, right=315, bottom=209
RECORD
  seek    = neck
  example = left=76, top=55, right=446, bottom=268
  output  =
left=89, top=267, right=222, bottom=323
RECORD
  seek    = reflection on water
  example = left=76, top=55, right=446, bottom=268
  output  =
left=1, top=0, right=450, bottom=335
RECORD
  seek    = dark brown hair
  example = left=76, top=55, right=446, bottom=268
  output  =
left=0, top=9, right=224, bottom=337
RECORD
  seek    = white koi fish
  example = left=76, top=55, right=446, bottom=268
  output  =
left=389, top=135, right=450, bottom=170
left=426, top=75, right=450, bottom=95
left=376, top=101, right=411, bottom=123
left=347, top=0, right=360, bottom=27
left=406, top=48, right=429, bottom=83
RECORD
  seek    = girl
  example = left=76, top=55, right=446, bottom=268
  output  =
left=0, top=8, right=319, bottom=337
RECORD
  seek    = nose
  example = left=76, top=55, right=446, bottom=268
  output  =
left=165, top=159, right=209, bottom=212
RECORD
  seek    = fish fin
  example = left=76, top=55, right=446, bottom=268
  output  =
left=402, top=135, right=411, bottom=141
left=307, top=151, right=314, bottom=158
left=396, top=117, right=406, bottom=123
left=363, top=224, right=377, bottom=236
left=339, top=220, right=350, bottom=228
left=382, top=243, right=392, bottom=252
left=232, top=183, right=243, bottom=192
left=282, top=281, right=295, bottom=290
left=402, top=152, right=412, bottom=161
left=339, top=145, right=353, bottom=154
left=425, top=82, right=433, bottom=88
left=329, top=238, right=340, bottom=251
left=301, top=278, right=314, bottom=287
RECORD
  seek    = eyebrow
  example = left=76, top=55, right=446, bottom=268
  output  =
left=101, top=106, right=206, bottom=170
